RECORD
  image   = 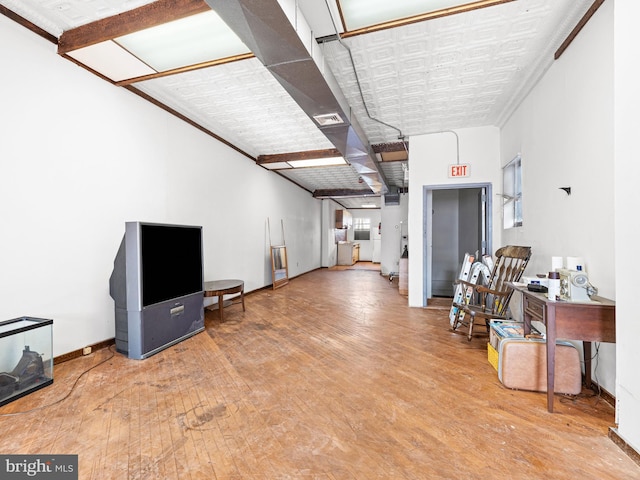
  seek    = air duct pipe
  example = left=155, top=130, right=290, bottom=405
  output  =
left=206, top=0, right=388, bottom=194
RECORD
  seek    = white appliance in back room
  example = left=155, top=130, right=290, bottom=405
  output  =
left=372, top=221, right=381, bottom=263
left=372, top=238, right=381, bottom=263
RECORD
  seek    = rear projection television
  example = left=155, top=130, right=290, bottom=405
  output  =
left=109, top=222, right=205, bottom=359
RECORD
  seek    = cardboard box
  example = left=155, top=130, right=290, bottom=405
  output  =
left=489, top=320, right=525, bottom=350
left=497, top=337, right=582, bottom=395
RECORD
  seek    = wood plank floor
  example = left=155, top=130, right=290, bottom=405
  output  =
left=1, top=268, right=637, bottom=479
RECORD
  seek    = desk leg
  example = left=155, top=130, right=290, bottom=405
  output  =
left=584, top=341, right=592, bottom=388
left=218, top=294, right=224, bottom=322
left=546, top=306, right=557, bottom=413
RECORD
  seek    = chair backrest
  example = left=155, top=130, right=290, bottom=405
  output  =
left=486, top=245, right=532, bottom=315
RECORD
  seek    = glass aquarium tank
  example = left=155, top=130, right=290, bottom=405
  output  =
left=0, top=317, right=53, bottom=407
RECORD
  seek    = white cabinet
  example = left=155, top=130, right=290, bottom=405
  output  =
left=337, top=242, right=359, bottom=265
left=352, top=243, right=360, bottom=264
left=335, top=210, right=352, bottom=229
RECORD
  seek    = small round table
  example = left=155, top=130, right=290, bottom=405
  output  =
left=204, top=279, right=245, bottom=321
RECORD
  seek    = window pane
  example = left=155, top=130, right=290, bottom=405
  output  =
left=503, top=155, right=522, bottom=229
left=354, top=217, right=371, bottom=240
left=514, top=197, right=522, bottom=226
left=354, top=230, right=371, bottom=240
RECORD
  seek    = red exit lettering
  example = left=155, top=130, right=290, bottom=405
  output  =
left=448, top=164, right=470, bottom=177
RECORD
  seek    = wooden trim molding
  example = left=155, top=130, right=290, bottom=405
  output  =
left=0, top=5, right=57, bottom=44
left=54, top=339, right=115, bottom=365
left=341, top=0, right=514, bottom=39
left=51, top=287, right=275, bottom=365
left=258, top=149, right=342, bottom=165
left=123, top=84, right=256, bottom=162
left=609, top=427, right=640, bottom=467
left=58, top=0, right=210, bottom=54
left=587, top=380, right=615, bottom=408
left=115, top=53, right=255, bottom=86
left=313, top=188, right=376, bottom=198
left=555, top=0, right=606, bottom=60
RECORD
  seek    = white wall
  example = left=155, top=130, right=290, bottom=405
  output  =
left=0, top=16, right=322, bottom=357
left=407, top=127, right=502, bottom=307
left=500, top=0, right=615, bottom=395
left=614, top=0, right=640, bottom=453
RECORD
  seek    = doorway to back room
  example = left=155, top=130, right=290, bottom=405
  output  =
left=424, top=183, right=492, bottom=301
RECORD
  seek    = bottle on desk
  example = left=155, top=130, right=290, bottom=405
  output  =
left=547, top=271, right=560, bottom=301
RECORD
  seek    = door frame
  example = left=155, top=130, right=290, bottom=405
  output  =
left=423, top=182, right=492, bottom=305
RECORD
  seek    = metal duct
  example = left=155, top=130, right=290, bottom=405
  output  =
left=205, top=0, right=388, bottom=195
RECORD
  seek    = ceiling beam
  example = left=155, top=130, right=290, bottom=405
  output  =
left=313, top=189, right=377, bottom=198
left=115, top=53, right=254, bottom=86
left=58, top=0, right=211, bottom=54
left=372, top=142, right=409, bottom=154
left=0, top=5, right=57, bottom=44
left=379, top=151, right=408, bottom=162
left=554, top=0, right=606, bottom=60
left=257, top=149, right=342, bottom=165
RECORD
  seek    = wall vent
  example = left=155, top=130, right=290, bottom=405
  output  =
left=313, top=113, right=344, bottom=126
left=384, top=193, right=400, bottom=205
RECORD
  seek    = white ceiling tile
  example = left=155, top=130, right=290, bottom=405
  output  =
left=136, top=58, right=334, bottom=158
left=4, top=0, right=598, bottom=199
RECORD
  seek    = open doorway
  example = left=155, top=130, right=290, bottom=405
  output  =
left=424, top=183, right=492, bottom=302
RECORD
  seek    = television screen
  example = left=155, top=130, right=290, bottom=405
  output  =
left=140, top=223, right=203, bottom=307
left=109, top=222, right=205, bottom=359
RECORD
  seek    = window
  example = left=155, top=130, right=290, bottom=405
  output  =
left=503, top=154, right=522, bottom=228
left=354, top=218, right=371, bottom=240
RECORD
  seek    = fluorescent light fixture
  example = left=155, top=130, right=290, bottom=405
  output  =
left=287, top=157, right=347, bottom=168
left=116, top=11, right=250, bottom=72
left=259, top=156, right=347, bottom=170
left=261, top=162, right=293, bottom=170
left=66, top=41, right=156, bottom=82
left=339, top=0, right=511, bottom=31
left=361, top=203, right=377, bottom=208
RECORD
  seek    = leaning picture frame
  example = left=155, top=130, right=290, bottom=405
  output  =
left=270, top=245, right=289, bottom=289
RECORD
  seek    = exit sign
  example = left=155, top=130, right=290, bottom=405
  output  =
left=448, top=164, right=470, bottom=177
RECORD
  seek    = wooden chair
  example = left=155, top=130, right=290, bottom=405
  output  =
left=451, top=246, right=532, bottom=341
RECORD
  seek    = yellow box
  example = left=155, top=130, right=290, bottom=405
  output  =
left=487, top=343, right=499, bottom=371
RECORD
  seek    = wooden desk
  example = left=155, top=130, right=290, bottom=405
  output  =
left=204, top=279, right=245, bottom=321
left=515, top=285, right=615, bottom=412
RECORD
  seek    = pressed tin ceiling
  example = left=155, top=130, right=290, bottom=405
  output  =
left=0, top=0, right=598, bottom=208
